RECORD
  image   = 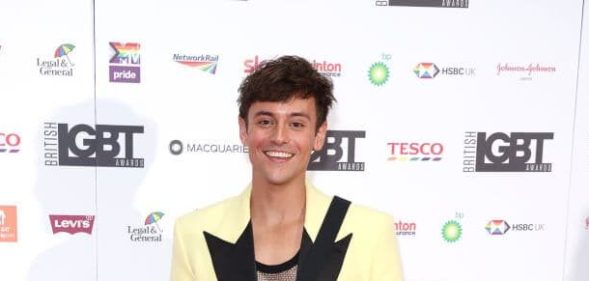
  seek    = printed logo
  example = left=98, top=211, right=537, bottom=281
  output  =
left=127, top=212, right=164, bottom=242
left=0, top=206, right=17, bottom=242
left=0, top=132, right=21, bottom=153
left=413, top=63, right=439, bottom=79
left=485, top=219, right=545, bottom=235
left=485, top=220, right=510, bottom=235
left=442, top=212, right=464, bottom=243
left=496, top=63, right=556, bottom=81
left=173, top=54, right=219, bottom=74
left=387, top=142, right=443, bottom=161
left=109, top=42, right=140, bottom=83
left=414, top=62, right=475, bottom=79
left=43, top=122, right=144, bottom=168
left=49, top=215, right=95, bottom=235
left=244, top=55, right=274, bottom=74
left=376, top=0, right=469, bottom=8
left=308, top=130, right=365, bottom=171
left=37, top=43, right=75, bottom=76
left=463, top=131, right=553, bottom=172
left=442, top=220, right=462, bottom=243
left=169, top=140, right=248, bottom=156
left=368, top=54, right=391, bottom=86
left=585, top=216, right=589, bottom=230
left=311, top=59, right=342, bottom=77
left=395, top=220, right=416, bottom=236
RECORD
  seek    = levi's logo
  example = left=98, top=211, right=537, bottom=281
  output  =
left=49, top=215, right=95, bottom=235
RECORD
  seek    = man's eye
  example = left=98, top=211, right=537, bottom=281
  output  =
left=291, top=122, right=305, bottom=128
left=257, top=119, right=273, bottom=126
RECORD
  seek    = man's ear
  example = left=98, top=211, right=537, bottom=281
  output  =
left=313, top=121, right=328, bottom=151
left=238, top=117, right=248, bottom=145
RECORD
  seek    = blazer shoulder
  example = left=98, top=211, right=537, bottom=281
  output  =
left=175, top=195, right=243, bottom=232
left=338, top=200, right=395, bottom=240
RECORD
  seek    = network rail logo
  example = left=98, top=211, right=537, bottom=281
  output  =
left=376, top=0, right=469, bottom=8
left=109, top=42, right=140, bottom=83
left=173, top=54, right=219, bottom=74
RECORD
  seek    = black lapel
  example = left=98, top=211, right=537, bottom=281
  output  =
left=297, top=196, right=353, bottom=281
left=204, top=222, right=257, bottom=281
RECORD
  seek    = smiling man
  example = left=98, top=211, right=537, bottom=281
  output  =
left=170, top=56, right=403, bottom=281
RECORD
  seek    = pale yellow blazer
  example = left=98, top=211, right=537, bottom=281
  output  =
left=170, top=182, right=404, bottom=281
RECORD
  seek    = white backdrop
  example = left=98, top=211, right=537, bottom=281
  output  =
left=0, top=0, right=588, bottom=280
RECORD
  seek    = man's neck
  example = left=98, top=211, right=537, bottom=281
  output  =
left=250, top=179, right=306, bottom=226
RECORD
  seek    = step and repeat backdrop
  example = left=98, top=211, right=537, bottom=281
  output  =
left=1, top=0, right=589, bottom=280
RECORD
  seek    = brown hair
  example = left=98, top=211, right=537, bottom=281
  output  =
left=238, top=55, right=335, bottom=131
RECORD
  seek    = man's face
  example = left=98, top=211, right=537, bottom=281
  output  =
left=239, top=97, right=326, bottom=187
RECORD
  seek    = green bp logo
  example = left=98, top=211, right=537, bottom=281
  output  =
left=442, top=220, right=462, bottom=243
left=368, top=62, right=390, bottom=86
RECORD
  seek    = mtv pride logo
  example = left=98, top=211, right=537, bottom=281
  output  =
left=109, top=42, right=140, bottom=83
left=49, top=215, right=95, bottom=235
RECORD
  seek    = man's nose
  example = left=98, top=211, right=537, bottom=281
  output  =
left=271, top=122, right=289, bottom=144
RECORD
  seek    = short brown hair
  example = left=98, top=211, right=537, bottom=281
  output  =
left=238, top=55, right=335, bottom=131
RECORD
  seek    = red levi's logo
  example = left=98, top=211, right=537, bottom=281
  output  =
left=49, top=215, right=95, bottom=235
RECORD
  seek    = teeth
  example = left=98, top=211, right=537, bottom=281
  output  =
left=266, top=151, right=293, bottom=158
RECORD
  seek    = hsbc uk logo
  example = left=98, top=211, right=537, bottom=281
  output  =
left=485, top=220, right=545, bottom=235
left=463, top=131, right=553, bottom=172
left=49, top=215, right=95, bottom=235
left=43, top=122, right=144, bottom=168
left=387, top=142, right=443, bottom=161
left=414, top=62, right=475, bottom=79
left=308, top=130, right=365, bottom=171
left=109, top=42, right=140, bottom=83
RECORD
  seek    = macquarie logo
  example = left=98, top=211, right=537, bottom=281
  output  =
left=308, top=130, right=365, bottom=172
left=169, top=140, right=247, bottom=156
left=173, top=54, right=219, bottom=74
left=127, top=212, right=164, bottom=242
left=414, top=62, right=475, bottom=79
left=49, top=215, right=95, bottom=235
left=463, top=131, right=553, bottom=173
left=0, top=205, right=17, bottom=242
left=109, top=42, right=140, bottom=83
left=395, top=220, right=416, bottom=236
left=376, top=0, right=468, bottom=8
left=496, top=63, right=556, bottom=81
left=0, top=132, right=21, bottom=153
left=42, top=122, right=144, bottom=168
left=485, top=219, right=545, bottom=235
left=37, top=43, right=75, bottom=77
left=387, top=142, right=443, bottom=162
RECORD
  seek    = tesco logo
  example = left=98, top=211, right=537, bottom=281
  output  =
left=388, top=142, right=443, bottom=156
left=0, top=133, right=20, bottom=153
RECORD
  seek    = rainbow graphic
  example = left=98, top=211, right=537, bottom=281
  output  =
left=414, top=62, right=439, bottom=79
left=173, top=54, right=219, bottom=74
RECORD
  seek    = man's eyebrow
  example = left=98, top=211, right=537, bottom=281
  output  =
left=252, top=111, right=311, bottom=119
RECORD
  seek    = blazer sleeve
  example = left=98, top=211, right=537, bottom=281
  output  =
left=170, top=218, right=195, bottom=281
left=369, top=217, right=404, bottom=281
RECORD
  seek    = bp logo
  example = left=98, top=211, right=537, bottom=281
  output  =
left=368, top=62, right=390, bottom=86
left=442, top=220, right=462, bottom=243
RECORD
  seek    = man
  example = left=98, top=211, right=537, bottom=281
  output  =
left=170, top=56, right=403, bottom=281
